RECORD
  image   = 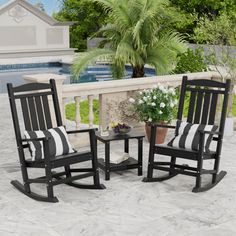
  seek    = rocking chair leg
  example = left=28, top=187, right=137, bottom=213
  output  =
left=45, top=163, right=55, bottom=199
left=65, top=165, right=72, bottom=178
left=91, top=149, right=105, bottom=189
left=143, top=125, right=156, bottom=182
left=195, top=174, right=202, bottom=189
left=212, top=156, right=221, bottom=183
left=169, top=156, right=176, bottom=175
left=21, top=165, right=31, bottom=193
left=89, top=130, right=105, bottom=189
left=146, top=152, right=155, bottom=179
left=18, top=148, right=31, bottom=193
left=194, top=161, right=203, bottom=190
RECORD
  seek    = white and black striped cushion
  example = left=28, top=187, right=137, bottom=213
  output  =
left=167, top=122, right=218, bottom=152
left=24, top=126, right=75, bottom=161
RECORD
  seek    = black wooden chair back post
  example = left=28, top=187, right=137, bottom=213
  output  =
left=143, top=76, right=231, bottom=192
left=7, top=83, right=31, bottom=193
left=212, top=79, right=231, bottom=183
left=177, top=75, right=187, bottom=122
left=147, top=124, right=157, bottom=179
left=50, top=79, right=63, bottom=127
left=7, top=80, right=105, bottom=203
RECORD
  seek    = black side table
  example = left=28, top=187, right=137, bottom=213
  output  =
left=95, top=130, right=145, bottom=180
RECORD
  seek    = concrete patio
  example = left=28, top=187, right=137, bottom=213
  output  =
left=0, top=93, right=236, bottom=236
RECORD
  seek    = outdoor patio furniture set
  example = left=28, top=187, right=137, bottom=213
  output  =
left=7, top=76, right=230, bottom=202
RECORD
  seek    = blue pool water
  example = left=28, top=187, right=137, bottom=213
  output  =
left=0, top=62, right=156, bottom=93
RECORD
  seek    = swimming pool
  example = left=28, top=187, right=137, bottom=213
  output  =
left=0, top=62, right=156, bottom=93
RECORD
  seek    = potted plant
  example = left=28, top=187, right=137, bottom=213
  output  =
left=129, top=85, right=178, bottom=144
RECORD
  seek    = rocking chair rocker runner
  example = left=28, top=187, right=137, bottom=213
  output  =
left=143, top=76, right=231, bottom=192
left=7, top=79, right=105, bottom=203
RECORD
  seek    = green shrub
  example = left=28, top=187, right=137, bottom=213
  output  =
left=173, top=48, right=208, bottom=74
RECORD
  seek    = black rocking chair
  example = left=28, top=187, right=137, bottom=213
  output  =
left=143, top=76, right=231, bottom=192
left=7, top=79, right=105, bottom=203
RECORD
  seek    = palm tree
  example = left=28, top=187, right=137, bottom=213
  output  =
left=73, top=0, right=186, bottom=79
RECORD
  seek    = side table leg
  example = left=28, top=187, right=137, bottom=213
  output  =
left=105, top=142, right=110, bottom=181
left=124, top=139, right=129, bottom=153
left=138, top=138, right=143, bottom=176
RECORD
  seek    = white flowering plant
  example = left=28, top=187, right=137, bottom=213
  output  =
left=129, top=84, right=178, bottom=124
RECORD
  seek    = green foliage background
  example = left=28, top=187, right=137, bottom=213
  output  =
left=173, top=48, right=207, bottom=74
left=54, top=0, right=107, bottom=51
left=54, top=0, right=236, bottom=50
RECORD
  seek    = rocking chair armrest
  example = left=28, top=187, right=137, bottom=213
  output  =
left=149, top=123, right=176, bottom=129
left=157, top=124, right=176, bottom=129
left=67, top=128, right=98, bottom=135
left=21, top=137, right=51, bottom=143
left=198, top=130, right=221, bottom=136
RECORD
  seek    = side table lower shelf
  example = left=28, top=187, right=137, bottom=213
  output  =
left=98, top=157, right=142, bottom=179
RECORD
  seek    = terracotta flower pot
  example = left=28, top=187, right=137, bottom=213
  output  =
left=145, top=123, right=168, bottom=144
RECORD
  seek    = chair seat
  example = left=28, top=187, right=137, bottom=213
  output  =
left=26, top=151, right=93, bottom=168
left=155, top=144, right=217, bottom=160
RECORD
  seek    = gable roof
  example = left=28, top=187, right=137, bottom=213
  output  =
left=0, top=0, right=74, bottom=26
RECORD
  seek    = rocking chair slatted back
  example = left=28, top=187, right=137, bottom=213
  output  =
left=177, top=76, right=231, bottom=135
left=7, top=79, right=63, bottom=144
left=193, top=91, right=204, bottom=124
left=201, top=92, right=211, bottom=124
left=208, top=93, right=218, bottom=125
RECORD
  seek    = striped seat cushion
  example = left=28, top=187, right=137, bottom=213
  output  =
left=24, top=126, right=75, bottom=161
left=167, top=122, right=218, bottom=152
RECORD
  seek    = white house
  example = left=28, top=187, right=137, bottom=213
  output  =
left=0, top=0, right=75, bottom=59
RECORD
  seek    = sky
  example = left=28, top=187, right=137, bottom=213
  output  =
left=0, top=0, right=60, bottom=16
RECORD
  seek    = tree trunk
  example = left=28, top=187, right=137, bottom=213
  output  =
left=132, top=65, right=145, bottom=78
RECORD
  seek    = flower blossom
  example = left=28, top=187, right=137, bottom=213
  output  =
left=159, top=110, right=163, bottom=115
left=129, top=98, right=135, bottom=103
left=169, top=87, right=175, bottom=95
left=160, top=102, right=166, bottom=108
left=138, top=99, right=144, bottom=104
left=151, top=102, right=156, bottom=106
left=148, top=118, right=152, bottom=122
left=162, top=88, right=168, bottom=94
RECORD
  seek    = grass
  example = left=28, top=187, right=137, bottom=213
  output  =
left=66, top=95, right=236, bottom=124
left=233, top=94, right=236, bottom=116
left=66, top=100, right=100, bottom=125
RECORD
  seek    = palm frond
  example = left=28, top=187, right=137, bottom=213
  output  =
left=89, top=0, right=115, bottom=12
left=146, top=31, right=186, bottom=74
left=115, top=39, right=144, bottom=66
